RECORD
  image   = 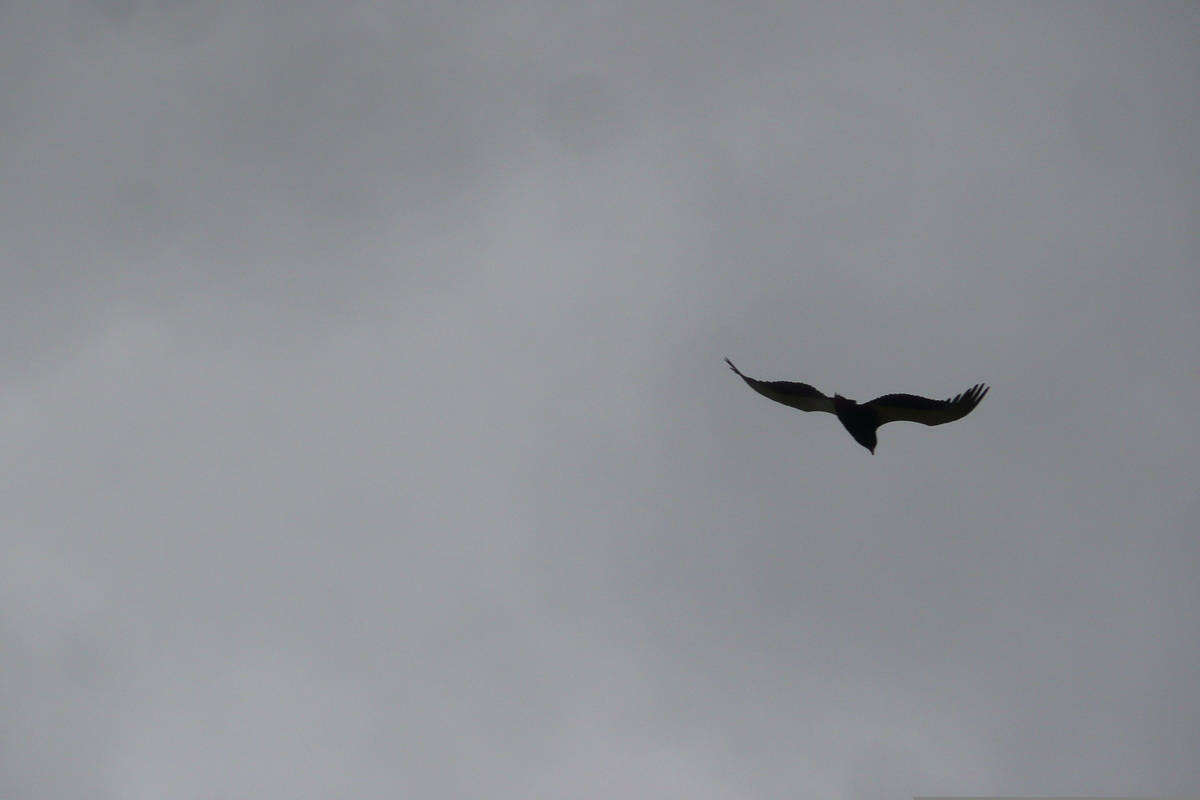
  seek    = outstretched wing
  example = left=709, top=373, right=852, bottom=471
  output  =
left=725, top=358, right=835, bottom=414
left=866, top=384, right=989, bottom=426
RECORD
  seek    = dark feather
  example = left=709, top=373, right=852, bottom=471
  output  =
left=867, top=384, right=989, bottom=426
left=725, top=358, right=834, bottom=414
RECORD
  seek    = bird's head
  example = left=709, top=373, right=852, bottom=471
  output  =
left=854, top=427, right=878, bottom=455
left=833, top=394, right=856, bottom=411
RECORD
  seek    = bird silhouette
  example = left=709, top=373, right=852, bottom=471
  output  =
left=725, top=358, right=987, bottom=454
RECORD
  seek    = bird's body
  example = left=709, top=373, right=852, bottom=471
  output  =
left=725, top=358, right=987, bottom=453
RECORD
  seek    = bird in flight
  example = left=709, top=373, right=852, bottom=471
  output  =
left=725, top=358, right=988, bottom=454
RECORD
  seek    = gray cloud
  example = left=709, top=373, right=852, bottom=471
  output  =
left=0, top=2, right=1197, bottom=798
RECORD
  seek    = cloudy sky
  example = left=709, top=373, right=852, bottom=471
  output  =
left=1, top=2, right=1197, bottom=798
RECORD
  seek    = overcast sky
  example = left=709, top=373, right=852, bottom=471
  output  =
left=0, top=2, right=1197, bottom=798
